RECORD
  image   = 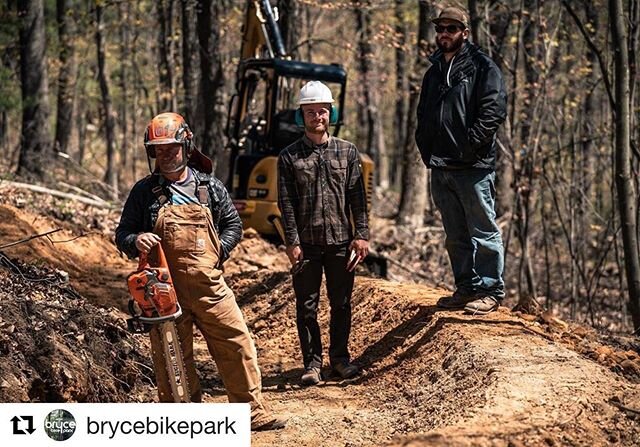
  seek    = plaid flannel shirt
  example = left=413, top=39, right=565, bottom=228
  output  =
left=277, top=134, right=369, bottom=246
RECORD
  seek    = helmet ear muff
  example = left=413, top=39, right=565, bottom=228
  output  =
left=329, top=106, right=338, bottom=125
left=176, top=123, right=194, bottom=156
left=295, top=106, right=338, bottom=127
left=295, top=108, right=304, bottom=127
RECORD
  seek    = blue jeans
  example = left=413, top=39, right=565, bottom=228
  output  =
left=431, top=169, right=505, bottom=300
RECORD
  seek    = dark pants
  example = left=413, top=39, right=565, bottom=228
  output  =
left=292, top=243, right=355, bottom=369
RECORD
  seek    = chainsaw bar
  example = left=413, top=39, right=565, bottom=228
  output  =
left=159, top=320, right=190, bottom=403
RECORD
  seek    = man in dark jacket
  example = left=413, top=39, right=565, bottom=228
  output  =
left=116, top=112, right=285, bottom=431
left=415, top=7, right=507, bottom=315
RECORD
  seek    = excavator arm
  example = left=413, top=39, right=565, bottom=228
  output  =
left=241, top=0, right=287, bottom=60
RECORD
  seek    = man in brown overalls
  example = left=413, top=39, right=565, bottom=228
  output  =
left=116, top=112, right=285, bottom=431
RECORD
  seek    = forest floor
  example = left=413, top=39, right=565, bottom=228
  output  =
left=0, top=183, right=639, bottom=446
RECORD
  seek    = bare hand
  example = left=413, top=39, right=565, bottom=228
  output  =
left=349, top=239, right=369, bottom=261
left=286, top=245, right=303, bottom=265
left=135, top=232, right=161, bottom=254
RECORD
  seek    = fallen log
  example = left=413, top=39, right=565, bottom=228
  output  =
left=0, top=181, right=115, bottom=209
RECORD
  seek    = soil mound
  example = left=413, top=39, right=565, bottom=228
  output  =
left=0, top=256, right=154, bottom=403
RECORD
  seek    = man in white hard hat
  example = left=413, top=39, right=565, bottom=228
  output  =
left=277, top=81, right=369, bottom=386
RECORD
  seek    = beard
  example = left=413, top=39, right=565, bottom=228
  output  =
left=305, top=120, right=328, bottom=135
left=156, top=152, right=187, bottom=174
left=436, top=34, right=465, bottom=54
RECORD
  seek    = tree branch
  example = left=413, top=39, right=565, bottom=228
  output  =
left=561, top=0, right=616, bottom=109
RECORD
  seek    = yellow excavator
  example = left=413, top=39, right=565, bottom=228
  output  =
left=225, top=1, right=385, bottom=276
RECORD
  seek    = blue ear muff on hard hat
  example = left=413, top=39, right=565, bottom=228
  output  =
left=295, top=106, right=339, bottom=127
left=295, top=108, right=304, bottom=127
left=329, top=106, right=338, bottom=125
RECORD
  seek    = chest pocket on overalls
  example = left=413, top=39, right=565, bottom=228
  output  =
left=163, top=207, right=209, bottom=254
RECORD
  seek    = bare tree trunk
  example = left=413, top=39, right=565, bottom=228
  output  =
left=96, top=3, right=118, bottom=198
left=131, top=0, right=142, bottom=180
left=17, top=0, right=51, bottom=179
left=397, top=0, right=430, bottom=226
left=485, top=3, right=513, bottom=218
left=513, top=0, right=541, bottom=312
left=392, top=0, right=409, bottom=189
left=353, top=0, right=385, bottom=187
left=54, top=0, right=76, bottom=155
left=118, top=1, right=130, bottom=171
left=279, top=0, right=299, bottom=58
left=157, top=0, right=177, bottom=112
left=197, top=0, right=224, bottom=172
left=467, top=0, right=481, bottom=45
left=181, top=0, right=199, bottom=124
left=74, top=58, right=88, bottom=166
left=611, top=0, right=640, bottom=331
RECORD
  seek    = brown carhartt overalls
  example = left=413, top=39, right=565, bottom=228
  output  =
left=148, top=201, right=269, bottom=423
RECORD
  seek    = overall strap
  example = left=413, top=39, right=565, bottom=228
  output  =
left=149, top=174, right=170, bottom=228
left=195, top=171, right=211, bottom=206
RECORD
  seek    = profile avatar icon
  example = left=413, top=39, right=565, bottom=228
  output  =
left=44, top=409, right=77, bottom=441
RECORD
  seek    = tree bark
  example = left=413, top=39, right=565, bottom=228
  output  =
left=157, top=0, right=177, bottom=112
left=54, top=0, right=76, bottom=155
left=96, top=3, right=118, bottom=198
left=181, top=0, right=199, bottom=125
left=353, top=0, right=385, bottom=186
left=512, top=0, right=541, bottom=311
left=392, top=0, right=409, bottom=189
left=610, top=0, right=640, bottom=331
left=397, top=0, right=430, bottom=226
left=118, top=1, right=130, bottom=170
left=17, top=0, right=51, bottom=179
left=279, top=0, right=299, bottom=58
left=197, top=0, right=224, bottom=172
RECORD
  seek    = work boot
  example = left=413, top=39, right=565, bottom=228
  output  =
left=464, top=296, right=500, bottom=315
left=300, top=367, right=321, bottom=386
left=437, top=290, right=477, bottom=309
left=332, top=362, right=360, bottom=379
left=251, top=415, right=288, bottom=431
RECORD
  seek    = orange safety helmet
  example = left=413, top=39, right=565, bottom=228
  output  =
left=143, top=112, right=213, bottom=174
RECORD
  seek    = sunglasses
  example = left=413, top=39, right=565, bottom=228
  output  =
left=435, top=25, right=464, bottom=34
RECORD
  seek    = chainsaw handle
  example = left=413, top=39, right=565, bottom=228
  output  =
left=137, top=242, right=169, bottom=271
left=137, top=251, right=149, bottom=271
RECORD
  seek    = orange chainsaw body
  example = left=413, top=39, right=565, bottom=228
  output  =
left=127, top=244, right=181, bottom=332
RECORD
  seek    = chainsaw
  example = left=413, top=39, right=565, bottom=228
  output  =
left=126, top=244, right=190, bottom=403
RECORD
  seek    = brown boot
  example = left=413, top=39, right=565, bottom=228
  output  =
left=300, top=367, right=322, bottom=386
left=332, top=362, right=360, bottom=379
left=464, top=296, right=500, bottom=315
left=251, top=415, right=288, bottom=431
left=437, top=290, right=477, bottom=309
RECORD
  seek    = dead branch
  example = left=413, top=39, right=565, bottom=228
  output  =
left=58, top=181, right=110, bottom=205
left=0, top=228, right=62, bottom=250
left=0, top=181, right=116, bottom=209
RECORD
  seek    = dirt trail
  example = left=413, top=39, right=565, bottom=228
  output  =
left=1, top=200, right=639, bottom=445
left=222, top=275, right=640, bottom=446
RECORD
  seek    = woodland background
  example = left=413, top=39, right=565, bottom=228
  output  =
left=1, top=0, right=639, bottom=334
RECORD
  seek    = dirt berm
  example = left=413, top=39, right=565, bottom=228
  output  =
left=0, top=201, right=639, bottom=446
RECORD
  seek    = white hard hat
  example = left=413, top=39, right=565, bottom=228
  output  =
left=298, top=81, right=334, bottom=106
